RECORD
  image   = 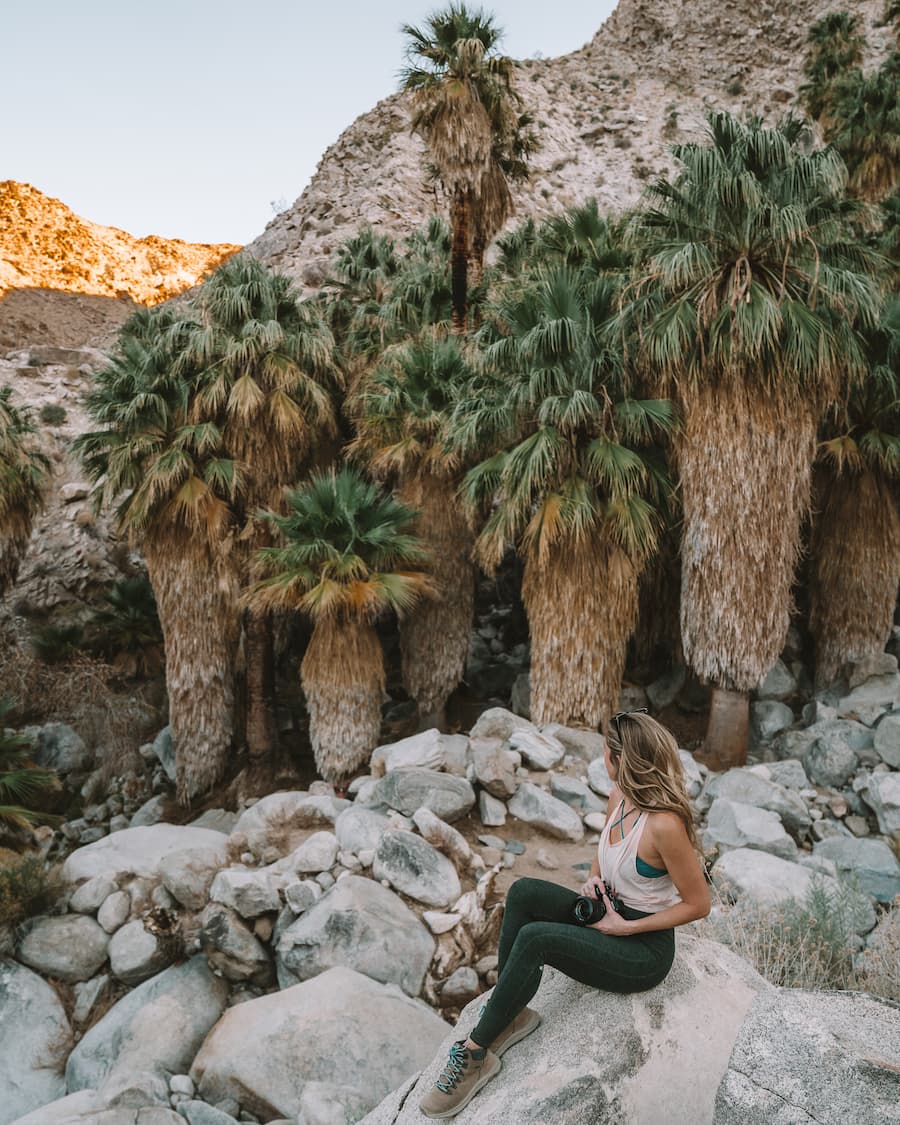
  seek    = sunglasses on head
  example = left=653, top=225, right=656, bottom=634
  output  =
left=609, top=707, right=649, bottom=740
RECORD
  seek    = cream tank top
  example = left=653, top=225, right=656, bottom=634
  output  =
left=598, top=808, right=681, bottom=912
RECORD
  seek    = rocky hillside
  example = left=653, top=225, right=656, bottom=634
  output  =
left=250, top=0, right=891, bottom=287
left=0, top=181, right=238, bottom=304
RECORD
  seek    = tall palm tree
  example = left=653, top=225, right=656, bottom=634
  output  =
left=623, top=113, right=883, bottom=768
left=457, top=261, right=674, bottom=727
left=350, top=331, right=475, bottom=724
left=828, top=55, right=900, bottom=202
left=183, top=257, right=338, bottom=760
left=810, top=298, right=900, bottom=684
left=76, top=306, right=242, bottom=803
left=0, top=387, right=47, bottom=597
left=800, top=12, right=864, bottom=122
left=401, top=3, right=534, bottom=332
left=246, top=468, right=430, bottom=783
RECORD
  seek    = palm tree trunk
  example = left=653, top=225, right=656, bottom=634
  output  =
left=522, top=535, right=639, bottom=728
left=810, top=467, right=900, bottom=686
left=300, top=616, right=385, bottom=784
left=450, top=189, right=470, bottom=335
left=244, top=608, right=278, bottom=757
left=144, top=533, right=240, bottom=805
left=677, top=380, right=817, bottom=767
left=399, top=473, right=475, bottom=725
left=697, top=687, right=749, bottom=771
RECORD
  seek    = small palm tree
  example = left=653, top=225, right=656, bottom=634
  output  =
left=350, top=330, right=475, bottom=724
left=76, top=306, right=241, bottom=803
left=0, top=700, right=60, bottom=841
left=810, top=298, right=900, bottom=684
left=458, top=259, right=674, bottom=727
left=401, top=3, right=534, bottom=332
left=246, top=468, right=430, bottom=783
left=0, top=387, right=48, bottom=598
left=623, top=112, right=884, bottom=767
left=183, top=257, right=339, bottom=759
left=88, top=576, right=163, bottom=676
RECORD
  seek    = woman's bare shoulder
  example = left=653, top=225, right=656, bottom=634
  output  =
left=644, top=810, right=690, bottom=844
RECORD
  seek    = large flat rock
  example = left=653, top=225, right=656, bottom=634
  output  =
left=0, top=960, right=70, bottom=1125
left=191, top=965, right=449, bottom=1121
left=63, top=825, right=229, bottom=883
left=276, top=874, right=434, bottom=996
left=66, top=955, right=228, bottom=1106
left=361, top=934, right=766, bottom=1125
left=715, top=988, right=900, bottom=1124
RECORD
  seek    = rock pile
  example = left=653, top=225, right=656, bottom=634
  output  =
left=5, top=647, right=900, bottom=1124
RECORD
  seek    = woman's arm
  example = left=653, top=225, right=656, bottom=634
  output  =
left=590, top=812, right=710, bottom=936
left=578, top=784, right=619, bottom=896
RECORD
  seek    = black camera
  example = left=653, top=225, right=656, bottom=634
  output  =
left=572, top=883, right=623, bottom=926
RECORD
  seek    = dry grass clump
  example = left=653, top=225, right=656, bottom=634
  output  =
left=853, top=906, right=900, bottom=1001
left=700, top=879, right=899, bottom=1002
left=0, top=632, right=157, bottom=777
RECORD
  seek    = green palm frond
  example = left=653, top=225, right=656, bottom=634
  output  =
left=247, top=467, right=431, bottom=623
left=622, top=112, right=884, bottom=399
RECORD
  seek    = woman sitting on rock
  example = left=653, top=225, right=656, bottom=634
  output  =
left=420, top=709, right=711, bottom=1119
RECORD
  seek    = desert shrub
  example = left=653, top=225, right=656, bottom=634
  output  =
left=30, top=622, right=85, bottom=664
left=0, top=628, right=159, bottom=774
left=0, top=853, right=62, bottom=931
left=39, top=403, right=67, bottom=426
left=700, top=877, right=864, bottom=992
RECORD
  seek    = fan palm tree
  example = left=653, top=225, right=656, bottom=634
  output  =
left=76, top=306, right=242, bottom=803
left=810, top=298, right=900, bottom=685
left=623, top=112, right=883, bottom=768
left=827, top=55, right=900, bottom=202
left=457, top=262, right=674, bottom=727
left=800, top=12, right=864, bottom=122
left=0, top=387, right=48, bottom=597
left=401, top=3, right=534, bottom=332
left=350, top=330, right=475, bottom=724
left=183, top=257, right=338, bottom=760
left=88, top=576, right=163, bottom=677
left=246, top=468, right=431, bottom=783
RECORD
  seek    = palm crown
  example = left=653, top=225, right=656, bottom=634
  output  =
left=623, top=113, right=883, bottom=401
left=76, top=305, right=236, bottom=543
left=249, top=467, right=431, bottom=623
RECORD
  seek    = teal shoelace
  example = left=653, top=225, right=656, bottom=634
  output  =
left=435, top=1042, right=468, bottom=1093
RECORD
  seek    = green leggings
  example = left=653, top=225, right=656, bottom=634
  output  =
left=470, top=877, right=675, bottom=1048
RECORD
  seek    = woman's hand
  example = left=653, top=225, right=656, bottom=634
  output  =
left=589, top=887, right=632, bottom=935
left=579, top=874, right=605, bottom=898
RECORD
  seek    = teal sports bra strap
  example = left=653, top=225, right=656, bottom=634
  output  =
left=610, top=798, right=640, bottom=840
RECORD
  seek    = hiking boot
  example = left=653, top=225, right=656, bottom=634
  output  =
left=491, top=1006, right=541, bottom=1056
left=419, top=1040, right=501, bottom=1119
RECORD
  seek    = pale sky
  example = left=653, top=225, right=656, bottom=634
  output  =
left=5, top=1, right=618, bottom=246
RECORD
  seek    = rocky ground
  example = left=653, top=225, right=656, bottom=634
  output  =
left=4, top=641, right=899, bottom=1125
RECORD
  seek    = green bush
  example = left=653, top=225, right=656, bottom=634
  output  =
left=0, top=853, right=60, bottom=930
left=30, top=623, right=84, bottom=664
left=39, top=404, right=67, bottom=426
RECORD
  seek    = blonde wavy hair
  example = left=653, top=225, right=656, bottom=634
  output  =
left=605, top=711, right=699, bottom=849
